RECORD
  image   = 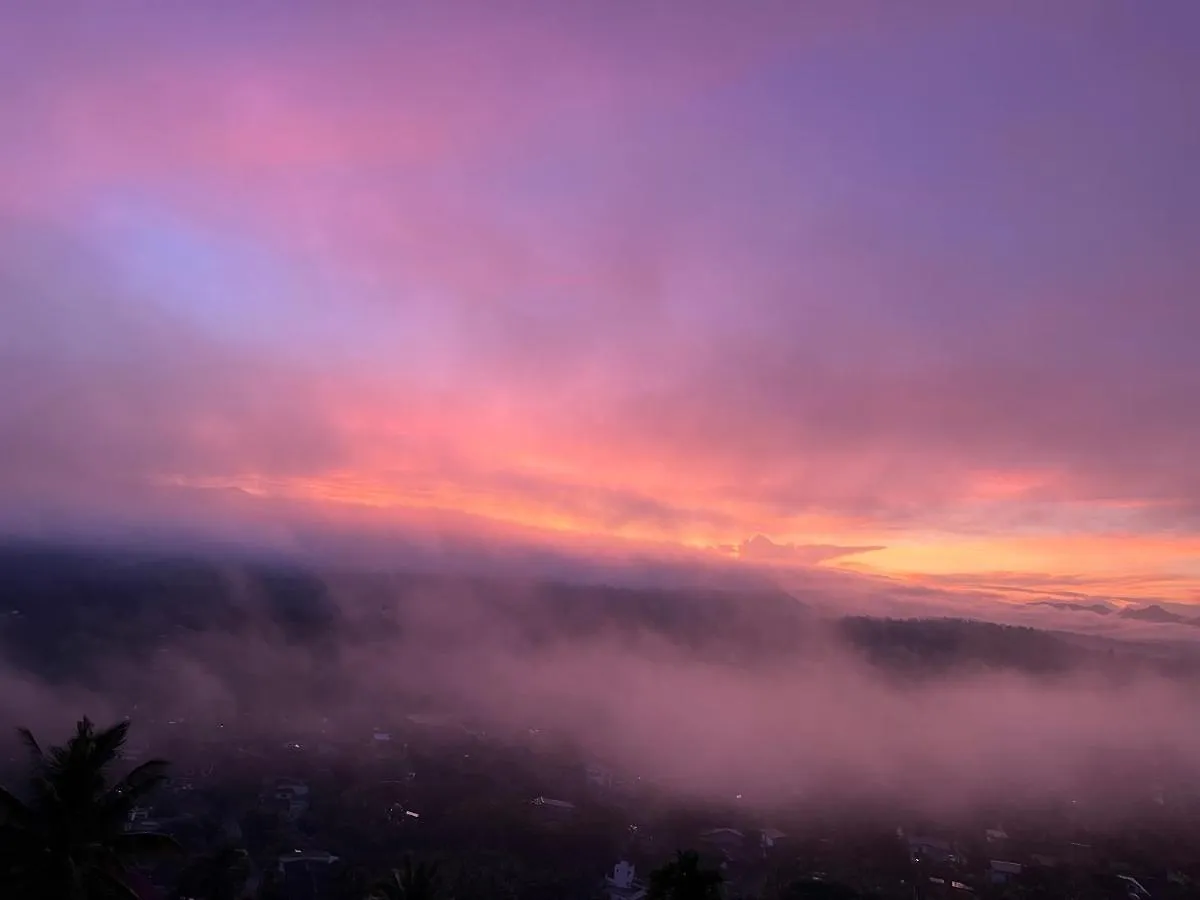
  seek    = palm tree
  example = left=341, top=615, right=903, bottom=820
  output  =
left=448, top=853, right=517, bottom=900
left=367, top=856, right=446, bottom=900
left=647, top=851, right=724, bottom=900
left=0, top=716, right=181, bottom=900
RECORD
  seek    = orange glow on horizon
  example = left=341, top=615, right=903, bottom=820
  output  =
left=155, top=469, right=1200, bottom=605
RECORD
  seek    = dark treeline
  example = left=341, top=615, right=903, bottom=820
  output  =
left=2, top=715, right=1193, bottom=900
left=0, top=716, right=746, bottom=900
left=2, top=543, right=1199, bottom=689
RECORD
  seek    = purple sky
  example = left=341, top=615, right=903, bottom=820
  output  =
left=1, top=2, right=1198, bottom=603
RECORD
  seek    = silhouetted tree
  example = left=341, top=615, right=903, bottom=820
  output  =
left=0, top=716, right=180, bottom=900
left=368, top=856, right=446, bottom=900
left=449, top=852, right=519, bottom=900
left=328, top=862, right=373, bottom=900
left=779, top=881, right=860, bottom=900
left=647, top=851, right=724, bottom=900
left=254, top=866, right=286, bottom=900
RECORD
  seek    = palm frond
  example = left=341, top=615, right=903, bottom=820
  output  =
left=16, top=727, right=44, bottom=765
left=48, top=717, right=97, bottom=778
left=383, top=869, right=406, bottom=895
left=113, top=758, right=171, bottom=797
left=368, top=868, right=405, bottom=900
left=93, top=864, right=143, bottom=900
left=90, top=719, right=132, bottom=770
left=100, top=759, right=171, bottom=823
left=366, top=885, right=396, bottom=900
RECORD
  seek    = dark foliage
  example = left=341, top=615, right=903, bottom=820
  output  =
left=0, top=716, right=181, bottom=899
left=647, top=851, right=724, bottom=900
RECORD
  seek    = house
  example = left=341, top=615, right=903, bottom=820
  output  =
left=530, top=796, right=575, bottom=811
left=908, top=836, right=960, bottom=866
left=269, top=780, right=310, bottom=820
left=125, top=806, right=163, bottom=833
left=386, top=803, right=421, bottom=825
left=605, top=861, right=647, bottom=900
left=128, top=806, right=153, bottom=825
left=700, top=828, right=747, bottom=859
left=760, top=828, right=786, bottom=851
left=916, top=875, right=975, bottom=899
left=989, top=861, right=1022, bottom=885
left=529, top=796, right=575, bottom=828
left=276, top=851, right=340, bottom=900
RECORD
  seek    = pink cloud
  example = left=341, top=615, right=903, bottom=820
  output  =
left=0, top=1, right=1197, bottom=602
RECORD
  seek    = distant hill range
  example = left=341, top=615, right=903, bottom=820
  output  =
left=1118, top=603, right=1200, bottom=625
left=2, top=541, right=1199, bottom=694
left=1033, top=600, right=1115, bottom=615
left=1033, top=599, right=1200, bottom=626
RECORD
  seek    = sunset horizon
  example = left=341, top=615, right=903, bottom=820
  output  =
left=3, top=2, right=1198, bottom=609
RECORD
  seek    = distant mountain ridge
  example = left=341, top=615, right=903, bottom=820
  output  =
left=1117, top=603, right=1200, bottom=625
left=1033, top=599, right=1200, bottom=626
left=3, top=541, right=1200, bottom=697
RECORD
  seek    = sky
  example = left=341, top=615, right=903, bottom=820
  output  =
left=1, top=2, right=1198, bottom=607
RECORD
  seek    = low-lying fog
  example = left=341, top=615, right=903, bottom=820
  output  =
left=2, top=548, right=1199, bottom=823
